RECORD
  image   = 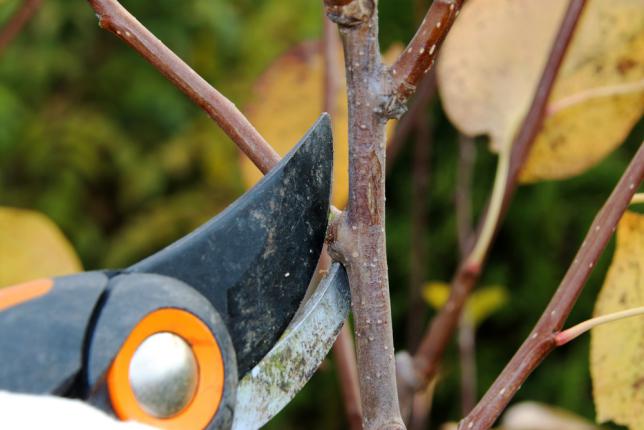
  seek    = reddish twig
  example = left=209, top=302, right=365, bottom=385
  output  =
left=386, top=0, right=464, bottom=116
left=407, top=114, right=433, bottom=351
left=0, top=0, right=42, bottom=54
left=455, top=135, right=476, bottom=258
left=409, top=0, right=588, bottom=391
left=86, top=0, right=280, bottom=174
left=459, top=141, right=644, bottom=430
left=333, top=323, right=364, bottom=429
left=458, top=314, right=477, bottom=415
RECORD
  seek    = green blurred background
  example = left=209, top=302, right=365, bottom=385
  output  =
left=0, top=0, right=641, bottom=428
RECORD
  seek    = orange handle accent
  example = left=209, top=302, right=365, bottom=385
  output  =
left=107, top=308, right=225, bottom=430
left=0, top=278, right=53, bottom=311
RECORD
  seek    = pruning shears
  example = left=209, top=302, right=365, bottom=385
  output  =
left=0, top=115, right=350, bottom=429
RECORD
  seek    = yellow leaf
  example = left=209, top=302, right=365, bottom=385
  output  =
left=241, top=41, right=400, bottom=208
left=422, top=281, right=451, bottom=310
left=0, top=207, right=82, bottom=287
left=590, top=211, right=644, bottom=430
left=422, top=282, right=507, bottom=326
left=468, top=285, right=508, bottom=327
left=437, top=0, right=644, bottom=182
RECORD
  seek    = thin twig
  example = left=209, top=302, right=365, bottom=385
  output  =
left=458, top=314, right=477, bottom=415
left=0, top=0, right=42, bottom=54
left=459, top=142, right=644, bottom=430
left=386, top=0, right=463, bottom=116
left=86, top=0, right=280, bottom=174
left=407, top=111, right=433, bottom=352
left=456, top=134, right=478, bottom=416
left=455, top=135, right=476, bottom=258
left=410, top=0, right=588, bottom=391
left=333, top=324, right=364, bottom=429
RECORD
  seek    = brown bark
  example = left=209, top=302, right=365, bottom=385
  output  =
left=325, top=2, right=404, bottom=428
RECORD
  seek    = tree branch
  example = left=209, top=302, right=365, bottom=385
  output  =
left=386, top=0, right=463, bottom=116
left=0, top=0, right=42, bottom=54
left=459, top=141, right=644, bottom=430
left=409, top=0, right=588, bottom=392
left=86, top=0, right=280, bottom=174
left=325, top=1, right=404, bottom=428
left=322, top=13, right=364, bottom=430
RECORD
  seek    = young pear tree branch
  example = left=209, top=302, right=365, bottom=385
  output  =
left=386, top=0, right=463, bottom=116
left=408, top=0, right=588, bottom=394
left=324, top=1, right=405, bottom=427
left=459, top=141, right=644, bottom=430
left=86, top=0, right=280, bottom=174
left=322, top=13, right=363, bottom=430
left=0, top=0, right=42, bottom=54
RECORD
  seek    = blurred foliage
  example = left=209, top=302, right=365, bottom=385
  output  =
left=423, top=282, right=508, bottom=327
left=0, top=0, right=641, bottom=429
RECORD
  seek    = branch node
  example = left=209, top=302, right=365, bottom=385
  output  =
left=325, top=0, right=375, bottom=28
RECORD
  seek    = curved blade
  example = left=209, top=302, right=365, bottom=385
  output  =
left=129, top=114, right=333, bottom=376
left=231, top=263, right=350, bottom=430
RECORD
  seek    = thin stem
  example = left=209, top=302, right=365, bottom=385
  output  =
left=86, top=0, right=280, bottom=174
left=407, top=109, right=433, bottom=352
left=387, top=0, right=464, bottom=114
left=333, top=323, right=364, bottom=429
left=467, top=149, right=509, bottom=268
left=410, top=0, right=588, bottom=392
left=555, top=306, right=644, bottom=346
left=631, top=193, right=644, bottom=205
left=0, top=0, right=42, bottom=54
left=458, top=314, right=477, bottom=415
left=456, top=135, right=476, bottom=258
left=459, top=142, right=644, bottom=430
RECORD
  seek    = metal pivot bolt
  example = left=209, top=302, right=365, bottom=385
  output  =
left=129, top=332, right=199, bottom=418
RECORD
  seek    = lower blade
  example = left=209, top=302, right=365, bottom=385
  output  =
left=231, top=263, right=350, bottom=430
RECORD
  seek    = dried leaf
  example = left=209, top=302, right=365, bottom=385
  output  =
left=241, top=41, right=400, bottom=207
left=590, top=211, right=644, bottom=430
left=0, top=207, right=82, bottom=287
left=437, top=0, right=644, bottom=182
left=501, top=401, right=602, bottom=430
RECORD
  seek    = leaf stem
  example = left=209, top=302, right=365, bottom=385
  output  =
left=631, top=193, right=644, bottom=205
left=467, top=149, right=510, bottom=268
left=555, top=306, right=644, bottom=346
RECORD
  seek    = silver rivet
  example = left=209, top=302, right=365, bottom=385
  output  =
left=129, top=332, right=199, bottom=418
